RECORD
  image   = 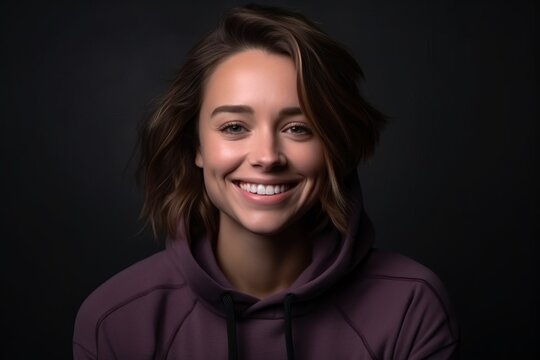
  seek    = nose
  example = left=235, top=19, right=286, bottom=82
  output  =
left=248, top=131, right=286, bottom=171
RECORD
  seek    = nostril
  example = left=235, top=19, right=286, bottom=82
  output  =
left=248, top=151, right=287, bottom=170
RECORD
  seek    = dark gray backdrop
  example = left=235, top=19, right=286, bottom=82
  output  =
left=2, top=1, right=537, bottom=359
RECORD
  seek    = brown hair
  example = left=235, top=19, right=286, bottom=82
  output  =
left=139, top=4, right=385, bottom=239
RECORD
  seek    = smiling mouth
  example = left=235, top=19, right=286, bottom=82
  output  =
left=236, top=182, right=294, bottom=196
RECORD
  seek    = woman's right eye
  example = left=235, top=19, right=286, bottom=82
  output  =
left=219, top=122, right=247, bottom=135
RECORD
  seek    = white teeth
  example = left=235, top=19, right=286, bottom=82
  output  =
left=238, top=182, right=289, bottom=196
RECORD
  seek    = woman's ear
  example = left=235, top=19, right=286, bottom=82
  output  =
left=195, top=149, right=203, bottom=168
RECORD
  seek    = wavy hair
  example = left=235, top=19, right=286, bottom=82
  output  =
left=139, top=4, right=386, bottom=240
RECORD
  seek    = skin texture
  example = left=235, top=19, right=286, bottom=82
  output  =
left=196, top=50, right=326, bottom=298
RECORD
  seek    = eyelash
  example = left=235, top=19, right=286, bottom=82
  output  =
left=284, top=123, right=312, bottom=136
left=219, top=122, right=246, bottom=134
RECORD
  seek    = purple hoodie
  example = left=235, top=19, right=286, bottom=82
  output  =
left=73, top=180, right=459, bottom=359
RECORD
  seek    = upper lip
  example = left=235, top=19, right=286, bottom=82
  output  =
left=233, top=178, right=301, bottom=186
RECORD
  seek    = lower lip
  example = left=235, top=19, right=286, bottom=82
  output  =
left=234, top=183, right=296, bottom=205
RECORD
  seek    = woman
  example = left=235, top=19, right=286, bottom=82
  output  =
left=74, top=5, right=459, bottom=359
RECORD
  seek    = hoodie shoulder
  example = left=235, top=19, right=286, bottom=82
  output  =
left=73, top=250, right=194, bottom=359
left=334, top=250, right=459, bottom=359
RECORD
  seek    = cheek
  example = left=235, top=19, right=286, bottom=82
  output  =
left=199, top=139, right=245, bottom=175
left=288, top=143, right=326, bottom=176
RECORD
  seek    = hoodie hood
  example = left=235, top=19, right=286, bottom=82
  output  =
left=166, top=174, right=374, bottom=316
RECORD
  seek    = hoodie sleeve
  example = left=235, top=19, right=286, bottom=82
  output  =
left=73, top=341, right=97, bottom=360
left=72, top=293, right=100, bottom=360
left=392, top=275, right=460, bottom=360
left=336, top=251, right=459, bottom=360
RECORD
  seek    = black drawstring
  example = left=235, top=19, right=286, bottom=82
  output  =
left=221, top=293, right=296, bottom=360
left=222, top=293, right=238, bottom=360
left=284, top=294, right=296, bottom=360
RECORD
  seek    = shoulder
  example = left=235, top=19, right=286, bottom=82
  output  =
left=338, top=249, right=454, bottom=312
left=361, top=250, right=450, bottom=295
left=73, top=250, right=193, bottom=358
left=75, top=250, right=188, bottom=319
left=334, top=250, right=459, bottom=359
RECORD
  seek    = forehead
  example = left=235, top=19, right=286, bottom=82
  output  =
left=200, top=49, right=300, bottom=113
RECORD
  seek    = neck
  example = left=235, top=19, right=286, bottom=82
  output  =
left=215, top=218, right=311, bottom=299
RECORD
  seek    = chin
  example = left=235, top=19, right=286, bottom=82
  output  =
left=238, top=217, right=296, bottom=237
left=244, top=224, right=290, bottom=237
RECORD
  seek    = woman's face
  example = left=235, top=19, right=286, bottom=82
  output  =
left=196, top=49, right=325, bottom=236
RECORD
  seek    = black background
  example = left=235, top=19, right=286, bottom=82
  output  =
left=2, top=1, right=537, bottom=358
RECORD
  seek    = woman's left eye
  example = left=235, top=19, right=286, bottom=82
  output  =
left=285, top=124, right=312, bottom=136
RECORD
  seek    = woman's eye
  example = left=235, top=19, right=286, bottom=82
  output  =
left=219, top=122, right=246, bottom=134
left=285, top=124, right=312, bottom=136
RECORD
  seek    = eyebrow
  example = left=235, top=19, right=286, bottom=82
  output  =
left=210, top=105, right=303, bottom=118
left=211, top=105, right=252, bottom=117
